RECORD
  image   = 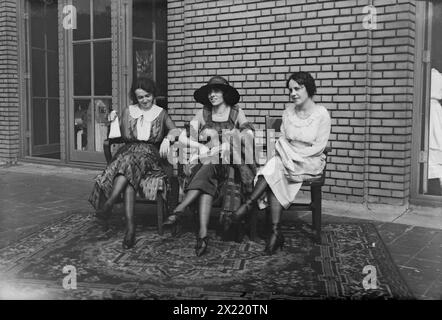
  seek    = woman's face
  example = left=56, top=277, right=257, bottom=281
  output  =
left=288, top=79, right=310, bottom=107
left=135, top=88, right=154, bottom=109
left=208, top=88, right=225, bottom=107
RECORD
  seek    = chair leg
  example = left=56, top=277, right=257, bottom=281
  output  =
left=310, top=187, right=317, bottom=230
left=157, top=192, right=164, bottom=235
left=311, top=186, right=322, bottom=243
left=249, top=209, right=257, bottom=241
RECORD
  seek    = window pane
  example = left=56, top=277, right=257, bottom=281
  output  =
left=93, top=0, right=111, bottom=39
left=155, top=0, right=167, bottom=40
left=32, top=98, right=47, bottom=146
left=73, top=0, right=91, bottom=41
left=93, top=98, right=111, bottom=152
left=73, top=43, right=91, bottom=96
left=48, top=99, right=60, bottom=144
left=30, top=1, right=45, bottom=49
left=156, top=42, right=167, bottom=97
left=133, top=0, right=153, bottom=39
left=32, top=48, right=46, bottom=97
left=93, top=42, right=112, bottom=96
left=47, top=51, right=59, bottom=98
left=46, top=1, right=58, bottom=51
left=74, top=99, right=93, bottom=151
left=133, top=40, right=153, bottom=81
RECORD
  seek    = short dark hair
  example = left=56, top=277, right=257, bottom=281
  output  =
left=286, top=72, right=317, bottom=97
left=130, top=78, right=157, bottom=103
left=208, top=86, right=233, bottom=106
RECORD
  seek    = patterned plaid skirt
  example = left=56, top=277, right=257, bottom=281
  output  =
left=88, top=142, right=167, bottom=210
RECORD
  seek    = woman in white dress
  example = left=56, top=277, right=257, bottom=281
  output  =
left=227, top=71, right=331, bottom=254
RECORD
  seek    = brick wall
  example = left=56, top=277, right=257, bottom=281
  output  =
left=167, top=0, right=416, bottom=206
left=0, top=0, right=19, bottom=164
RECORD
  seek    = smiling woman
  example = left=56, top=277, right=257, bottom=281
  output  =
left=89, top=78, right=180, bottom=250
left=163, top=76, right=256, bottom=256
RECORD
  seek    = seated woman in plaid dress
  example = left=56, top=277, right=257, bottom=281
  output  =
left=89, top=78, right=180, bottom=249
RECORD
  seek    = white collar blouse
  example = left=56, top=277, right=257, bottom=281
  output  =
left=128, top=104, right=163, bottom=141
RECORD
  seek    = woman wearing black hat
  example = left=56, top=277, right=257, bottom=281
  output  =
left=163, top=76, right=256, bottom=256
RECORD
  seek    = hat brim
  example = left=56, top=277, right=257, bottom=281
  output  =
left=194, top=83, right=240, bottom=106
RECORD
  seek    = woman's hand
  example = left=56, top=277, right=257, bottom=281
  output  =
left=199, top=128, right=218, bottom=143
left=198, top=144, right=210, bottom=157
left=159, top=138, right=170, bottom=158
left=220, top=142, right=230, bottom=163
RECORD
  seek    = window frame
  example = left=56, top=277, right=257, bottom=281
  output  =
left=410, top=1, right=442, bottom=206
left=17, top=0, right=62, bottom=161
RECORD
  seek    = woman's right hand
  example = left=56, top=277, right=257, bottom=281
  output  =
left=198, top=144, right=210, bottom=157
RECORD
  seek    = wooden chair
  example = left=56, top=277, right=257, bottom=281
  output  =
left=249, top=117, right=331, bottom=243
left=103, top=137, right=179, bottom=235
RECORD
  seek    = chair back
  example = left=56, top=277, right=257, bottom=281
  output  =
left=265, top=117, right=282, bottom=132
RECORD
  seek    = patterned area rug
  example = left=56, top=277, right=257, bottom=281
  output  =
left=0, top=212, right=413, bottom=300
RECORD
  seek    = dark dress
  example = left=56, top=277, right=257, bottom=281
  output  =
left=89, top=105, right=179, bottom=210
left=183, top=105, right=256, bottom=214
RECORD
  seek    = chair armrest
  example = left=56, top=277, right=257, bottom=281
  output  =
left=103, top=139, right=112, bottom=164
left=103, top=137, right=125, bottom=164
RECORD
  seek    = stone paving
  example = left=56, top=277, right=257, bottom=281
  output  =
left=0, top=162, right=441, bottom=300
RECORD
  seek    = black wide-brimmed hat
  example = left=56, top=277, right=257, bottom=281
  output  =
left=193, top=76, right=240, bottom=106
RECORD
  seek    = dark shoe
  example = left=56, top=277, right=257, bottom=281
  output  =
left=163, top=209, right=185, bottom=237
left=233, top=199, right=253, bottom=223
left=264, top=224, right=284, bottom=255
left=221, top=200, right=253, bottom=242
left=122, top=232, right=136, bottom=249
left=222, top=199, right=253, bottom=232
left=195, top=236, right=209, bottom=257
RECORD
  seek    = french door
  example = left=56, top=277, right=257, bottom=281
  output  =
left=22, top=0, right=60, bottom=159
left=66, top=0, right=167, bottom=163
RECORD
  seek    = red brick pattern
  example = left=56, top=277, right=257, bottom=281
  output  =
left=167, top=0, right=416, bottom=206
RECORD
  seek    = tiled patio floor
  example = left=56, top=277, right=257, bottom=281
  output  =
left=0, top=163, right=441, bottom=300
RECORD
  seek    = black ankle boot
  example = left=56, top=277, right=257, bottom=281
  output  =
left=163, top=209, right=185, bottom=237
left=264, top=224, right=284, bottom=255
left=195, top=236, right=209, bottom=257
left=122, top=231, right=136, bottom=249
left=233, top=199, right=253, bottom=222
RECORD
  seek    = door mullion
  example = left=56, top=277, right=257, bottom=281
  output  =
left=25, top=0, right=33, bottom=156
